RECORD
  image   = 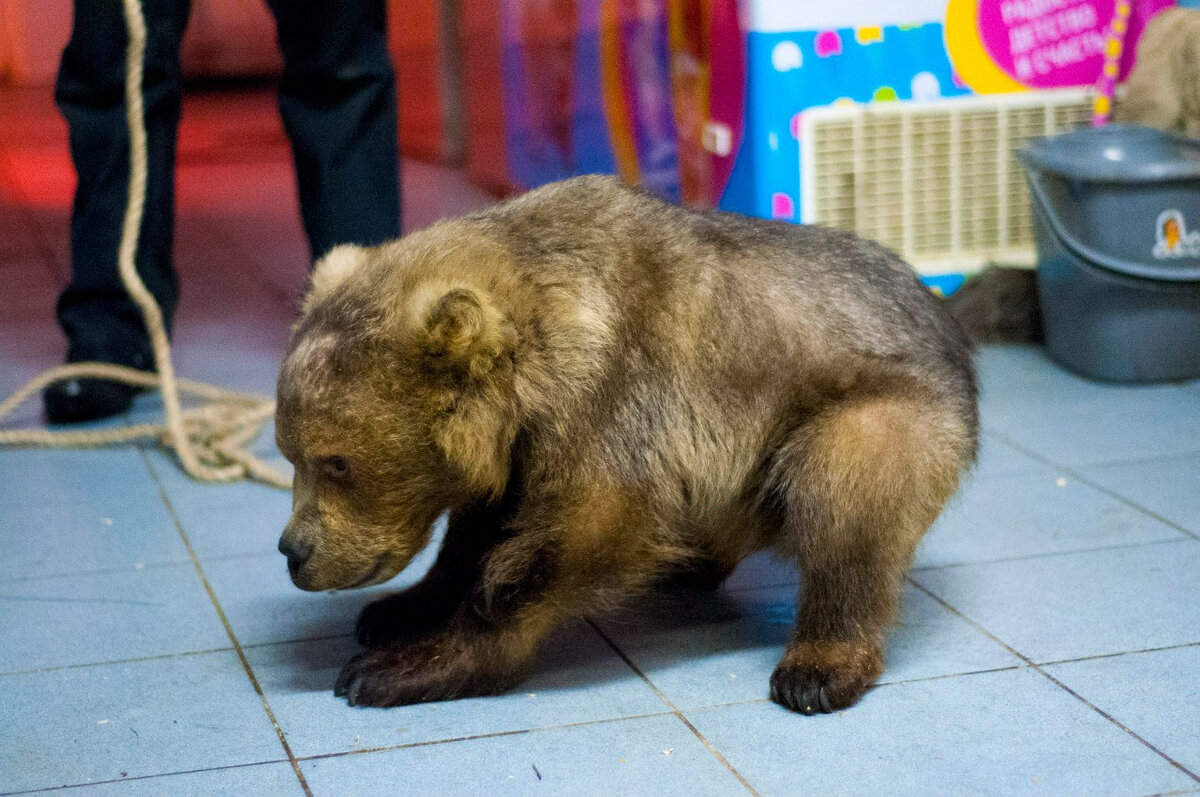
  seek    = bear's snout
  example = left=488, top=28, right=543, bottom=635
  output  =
left=278, top=528, right=314, bottom=578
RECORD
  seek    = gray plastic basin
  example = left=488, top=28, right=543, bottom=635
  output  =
left=1021, top=124, right=1200, bottom=382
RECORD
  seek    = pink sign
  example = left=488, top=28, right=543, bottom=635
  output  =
left=975, top=0, right=1173, bottom=88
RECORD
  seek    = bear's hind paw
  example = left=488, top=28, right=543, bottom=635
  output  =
left=769, top=640, right=884, bottom=715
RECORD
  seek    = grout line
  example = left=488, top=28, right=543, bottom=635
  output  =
left=0, top=539, right=314, bottom=586
left=0, top=628, right=354, bottom=680
left=984, top=430, right=1200, bottom=541
left=907, top=576, right=1200, bottom=785
left=586, top=618, right=763, bottom=797
left=979, top=438, right=1200, bottom=472
left=238, top=632, right=355, bottom=651
left=618, top=663, right=1033, bottom=715
left=0, top=759, right=293, bottom=797
left=0, top=646, right=236, bottom=679
left=293, top=709, right=681, bottom=763
left=874, top=663, right=1024, bottom=688
left=0, top=546, right=302, bottom=588
left=1037, top=640, right=1200, bottom=669
left=911, top=536, right=1194, bottom=573
left=142, top=450, right=314, bottom=797
left=0, top=557, right=200, bottom=587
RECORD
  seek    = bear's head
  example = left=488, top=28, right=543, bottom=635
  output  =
left=275, top=241, right=519, bottom=591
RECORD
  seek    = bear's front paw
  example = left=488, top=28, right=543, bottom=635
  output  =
left=334, top=640, right=525, bottom=707
left=769, top=640, right=884, bottom=715
left=355, top=593, right=449, bottom=648
left=334, top=648, right=436, bottom=707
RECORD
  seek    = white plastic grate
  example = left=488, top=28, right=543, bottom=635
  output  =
left=799, top=89, right=1093, bottom=276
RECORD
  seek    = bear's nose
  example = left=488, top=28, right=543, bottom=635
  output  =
left=278, top=533, right=314, bottom=571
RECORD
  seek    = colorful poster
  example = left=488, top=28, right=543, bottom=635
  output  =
left=945, top=0, right=1174, bottom=93
left=723, top=22, right=970, bottom=220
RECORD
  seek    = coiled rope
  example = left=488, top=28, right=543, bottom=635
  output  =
left=0, top=0, right=290, bottom=489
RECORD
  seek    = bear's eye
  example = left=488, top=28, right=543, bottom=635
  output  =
left=321, top=456, right=351, bottom=481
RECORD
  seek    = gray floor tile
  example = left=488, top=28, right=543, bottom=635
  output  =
left=0, top=502, right=188, bottom=585
left=0, top=448, right=162, bottom=516
left=245, top=623, right=665, bottom=757
left=27, top=763, right=304, bottom=797
left=721, top=551, right=797, bottom=592
left=147, top=450, right=293, bottom=560
left=1079, top=452, right=1200, bottom=537
left=915, top=540, right=1200, bottom=663
left=0, top=651, right=286, bottom=794
left=1045, top=645, right=1200, bottom=777
left=972, top=432, right=1048, bottom=478
left=299, top=714, right=747, bottom=797
left=916, top=464, right=1187, bottom=569
left=687, top=667, right=1197, bottom=797
left=0, top=563, right=230, bottom=673
left=201, top=551, right=432, bottom=648
left=975, top=348, right=1200, bottom=465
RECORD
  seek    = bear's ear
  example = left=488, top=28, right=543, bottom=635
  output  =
left=421, top=287, right=517, bottom=379
left=300, top=244, right=369, bottom=318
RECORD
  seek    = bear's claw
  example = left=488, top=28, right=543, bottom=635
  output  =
left=335, top=649, right=428, bottom=707
left=769, top=665, right=841, bottom=715
left=768, top=639, right=883, bottom=715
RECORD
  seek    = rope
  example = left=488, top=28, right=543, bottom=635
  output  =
left=0, top=0, right=290, bottom=489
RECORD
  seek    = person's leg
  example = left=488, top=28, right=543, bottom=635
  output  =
left=266, top=0, right=401, bottom=260
left=48, top=0, right=191, bottom=422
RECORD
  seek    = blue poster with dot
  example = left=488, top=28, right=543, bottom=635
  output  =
left=722, top=22, right=970, bottom=221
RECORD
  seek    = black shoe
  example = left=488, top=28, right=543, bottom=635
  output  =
left=43, top=337, right=154, bottom=425
left=44, top=377, right=141, bottom=423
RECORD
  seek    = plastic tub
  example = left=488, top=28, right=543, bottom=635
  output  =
left=1020, top=124, right=1200, bottom=382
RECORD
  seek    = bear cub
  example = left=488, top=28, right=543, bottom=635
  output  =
left=275, top=175, right=978, bottom=715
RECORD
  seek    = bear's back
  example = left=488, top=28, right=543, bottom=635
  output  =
left=481, top=175, right=973, bottom=406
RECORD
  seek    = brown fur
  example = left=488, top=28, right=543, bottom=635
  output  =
left=275, top=175, right=979, bottom=714
left=1115, top=7, right=1200, bottom=137
left=945, top=265, right=1043, bottom=344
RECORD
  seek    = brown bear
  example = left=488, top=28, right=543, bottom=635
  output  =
left=275, top=175, right=978, bottom=715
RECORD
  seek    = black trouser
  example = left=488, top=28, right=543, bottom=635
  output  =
left=54, top=0, right=401, bottom=365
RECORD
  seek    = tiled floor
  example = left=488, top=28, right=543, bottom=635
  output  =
left=2, top=84, right=1199, bottom=797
